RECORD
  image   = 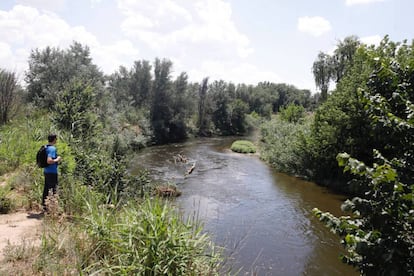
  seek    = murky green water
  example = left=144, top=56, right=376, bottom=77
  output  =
left=132, top=137, right=359, bottom=275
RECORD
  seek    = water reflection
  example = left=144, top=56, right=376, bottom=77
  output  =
left=133, top=137, right=359, bottom=275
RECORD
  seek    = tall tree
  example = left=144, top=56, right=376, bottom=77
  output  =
left=210, top=80, right=231, bottom=134
left=197, top=77, right=210, bottom=136
left=130, top=60, right=152, bottom=107
left=306, top=46, right=373, bottom=189
left=25, top=42, right=104, bottom=109
left=0, top=69, right=19, bottom=124
left=108, top=65, right=132, bottom=106
left=151, top=58, right=173, bottom=144
left=169, top=72, right=189, bottom=141
left=312, top=52, right=332, bottom=102
left=331, top=36, right=361, bottom=83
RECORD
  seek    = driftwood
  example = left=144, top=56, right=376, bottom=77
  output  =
left=174, top=153, right=188, bottom=164
left=186, top=162, right=196, bottom=175
left=154, top=185, right=181, bottom=197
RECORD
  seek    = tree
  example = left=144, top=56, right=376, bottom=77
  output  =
left=210, top=80, right=231, bottom=134
left=108, top=65, right=132, bottom=106
left=150, top=58, right=173, bottom=144
left=54, top=79, right=98, bottom=140
left=229, top=99, right=249, bottom=134
left=169, top=72, right=190, bottom=141
left=314, top=37, right=414, bottom=275
left=315, top=151, right=414, bottom=275
left=305, top=45, right=374, bottom=190
left=312, top=52, right=332, bottom=102
left=279, top=103, right=305, bottom=123
left=25, top=42, right=104, bottom=109
left=0, top=69, right=19, bottom=124
left=130, top=60, right=152, bottom=107
left=312, top=36, right=361, bottom=103
left=332, top=36, right=361, bottom=83
left=197, top=77, right=210, bottom=136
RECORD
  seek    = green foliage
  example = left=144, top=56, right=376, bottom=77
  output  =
left=230, top=140, right=256, bottom=154
left=0, top=69, right=20, bottom=125
left=229, top=99, right=249, bottom=134
left=81, top=198, right=222, bottom=275
left=260, top=115, right=312, bottom=176
left=279, top=103, right=305, bottom=123
left=312, top=36, right=361, bottom=102
left=313, top=37, right=414, bottom=275
left=25, top=42, right=104, bottom=109
left=197, top=77, right=211, bottom=136
left=169, top=72, right=191, bottom=141
left=314, top=151, right=414, bottom=275
left=0, top=114, right=52, bottom=173
left=0, top=186, right=12, bottom=214
left=53, top=80, right=99, bottom=140
left=312, top=51, right=332, bottom=101
left=304, top=41, right=378, bottom=189
left=210, top=80, right=232, bottom=134
left=151, top=58, right=174, bottom=144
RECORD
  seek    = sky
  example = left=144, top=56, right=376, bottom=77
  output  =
left=0, top=0, right=413, bottom=92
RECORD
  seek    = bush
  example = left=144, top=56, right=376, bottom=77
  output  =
left=230, top=140, right=256, bottom=154
left=279, top=103, right=305, bottom=123
left=260, top=116, right=312, bottom=177
left=0, top=187, right=12, bottom=214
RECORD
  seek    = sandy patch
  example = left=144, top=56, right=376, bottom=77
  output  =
left=0, top=211, right=43, bottom=261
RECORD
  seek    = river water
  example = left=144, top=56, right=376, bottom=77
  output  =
left=132, top=137, right=359, bottom=276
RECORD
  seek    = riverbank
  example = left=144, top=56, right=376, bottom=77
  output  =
left=0, top=211, right=42, bottom=263
left=133, top=136, right=359, bottom=275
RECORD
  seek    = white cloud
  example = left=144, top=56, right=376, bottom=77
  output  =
left=297, top=16, right=332, bottom=37
left=345, top=0, right=384, bottom=6
left=92, top=40, right=140, bottom=73
left=90, top=0, right=103, bottom=6
left=15, top=0, right=66, bottom=12
left=361, top=35, right=382, bottom=46
left=117, top=0, right=253, bottom=59
left=0, top=42, right=12, bottom=60
left=0, top=5, right=140, bottom=77
left=187, top=60, right=282, bottom=85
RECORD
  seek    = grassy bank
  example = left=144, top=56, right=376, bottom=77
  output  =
left=0, top=113, right=224, bottom=275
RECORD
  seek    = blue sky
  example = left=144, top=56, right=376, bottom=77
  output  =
left=0, top=0, right=413, bottom=92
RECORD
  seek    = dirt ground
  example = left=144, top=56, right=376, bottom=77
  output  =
left=0, top=211, right=43, bottom=261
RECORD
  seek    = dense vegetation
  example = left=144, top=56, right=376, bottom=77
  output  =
left=0, top=35, right=412, bottom=275
left=261, top=36, right=414, bottom=275
left=0, top=40, right=316, bottom=274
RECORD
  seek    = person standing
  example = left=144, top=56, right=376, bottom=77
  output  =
left=42, top=134, right=62, bottom=211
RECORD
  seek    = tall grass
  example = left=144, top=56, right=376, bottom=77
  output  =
left=83, top=198, right=222, bottom=275
left=17, top=195, right=223, bottom=275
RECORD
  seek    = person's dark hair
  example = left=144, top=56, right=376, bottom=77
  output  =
left=48, top=134, right=57, bottom=143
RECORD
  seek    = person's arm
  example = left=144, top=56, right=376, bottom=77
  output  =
left=47, top=156, right=61, bottom=164
left=46, top=147, right=61, bottom=164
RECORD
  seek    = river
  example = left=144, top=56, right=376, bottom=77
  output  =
left=132, top=137, right=359, bottom=276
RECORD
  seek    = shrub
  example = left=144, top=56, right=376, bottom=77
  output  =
left=230, top=140, right=256, bottom=154
left=260, top=116, right=312, bottom=177
left=0, top=187, right=12, bottom=214
left=279, top=103, right=305, bottom=123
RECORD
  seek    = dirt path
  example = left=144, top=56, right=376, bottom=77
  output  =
left=0, top=211, right=43, bottom=261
